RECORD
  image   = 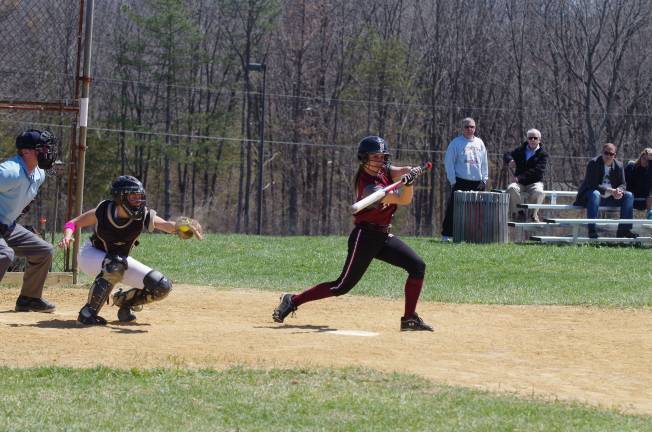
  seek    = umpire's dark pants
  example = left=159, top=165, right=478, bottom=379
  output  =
left=0, top=224, right=53, bottom=298
left=441, top=177, right=486, bottom=237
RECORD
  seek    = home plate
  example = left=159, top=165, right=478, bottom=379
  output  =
left=326, top=330, right=378, bottom=337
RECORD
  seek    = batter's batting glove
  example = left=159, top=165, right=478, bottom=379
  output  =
left=401, top=166, right=423, bottom=186
left=175, top=216, right=204, bottom=240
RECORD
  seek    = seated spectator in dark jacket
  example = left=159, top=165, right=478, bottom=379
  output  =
left=503, top=128, right=549, bottom=222
left=574, top=143, right=635, bottom=239
left=624, top=147, right=652, bottom=218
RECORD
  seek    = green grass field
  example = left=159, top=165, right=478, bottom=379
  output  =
left=4, top=234, right=652, bottom=430
left=1, top=367, right=650, bottom=432
left=123, top=233, right=652, bottom=306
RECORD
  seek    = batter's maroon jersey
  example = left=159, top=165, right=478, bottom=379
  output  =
left=353, top=167, right=397, bottom=226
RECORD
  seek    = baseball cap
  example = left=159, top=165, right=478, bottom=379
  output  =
left=16, top=129, right=48, bottom=149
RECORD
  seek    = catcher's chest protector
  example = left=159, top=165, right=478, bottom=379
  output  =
left=91, top=200, right=152, bottom=256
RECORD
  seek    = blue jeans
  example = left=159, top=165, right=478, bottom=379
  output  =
left=585, top=190, right=633, bottom=232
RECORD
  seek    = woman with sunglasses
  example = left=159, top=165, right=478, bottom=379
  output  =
left=574, top=143, right=636, bottom=239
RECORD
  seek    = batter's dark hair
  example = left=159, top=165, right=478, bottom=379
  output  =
left=353, top=163, right=391, bottom=193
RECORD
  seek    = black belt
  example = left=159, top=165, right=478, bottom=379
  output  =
left=356, top=222, right=391, bottom=234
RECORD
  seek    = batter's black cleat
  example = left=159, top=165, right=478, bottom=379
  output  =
left=400, top=314, right=433, bottom=332
left=117, top=306, right=137, bottom=322
left=273, top=293, right=297, bottom=323
left=77, top=305, right=107, bottom=326
left=15, top=296, right=56, bottom=313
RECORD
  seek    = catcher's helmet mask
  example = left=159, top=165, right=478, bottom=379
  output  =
left=16, top=129, right=58, bottom=170
left=357, top=136, right=390, bottom=171
left=111, top=175, right=146, bottom=220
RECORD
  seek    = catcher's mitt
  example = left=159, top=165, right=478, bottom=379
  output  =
left=175, top=216, right=203, bottom=240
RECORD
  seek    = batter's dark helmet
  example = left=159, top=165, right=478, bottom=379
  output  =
left=357, top=136, right=390, bottom=163
left=16, top=129, right=58, bottom=170
left=111, top=175, right=146, bottom=220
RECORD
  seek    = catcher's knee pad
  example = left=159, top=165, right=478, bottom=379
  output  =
left=143, top=270, right=172, bottom=300
left=101, top=254, right=128, bottom=285
left=112, top=270, right=171, bottom=308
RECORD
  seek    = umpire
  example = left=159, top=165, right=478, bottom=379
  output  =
left=0, top=129, right=57, bottom=312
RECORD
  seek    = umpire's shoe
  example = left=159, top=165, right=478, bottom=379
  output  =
left=15, top=295, right=56, bottom=313
left=400, top=313, right=433, bottom=332
left=273, top=293, right=297, bottom=323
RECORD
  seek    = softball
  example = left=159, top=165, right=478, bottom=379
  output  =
left=179, top=225, right=190, bottom=232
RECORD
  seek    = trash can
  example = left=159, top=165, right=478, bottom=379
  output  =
left=453, top=191, right=508, bottom=243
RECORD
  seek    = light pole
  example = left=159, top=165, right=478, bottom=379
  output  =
left=247, top=62, right=266, bottom=235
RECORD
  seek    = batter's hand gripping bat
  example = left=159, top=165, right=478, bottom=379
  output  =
left=351, top=162, right=432, bottom=214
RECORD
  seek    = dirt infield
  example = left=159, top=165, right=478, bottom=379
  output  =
left=1, top=285, right=651, bottom=415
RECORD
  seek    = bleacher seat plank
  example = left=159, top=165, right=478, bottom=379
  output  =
left=531, top=235, right=652, bottom=244
left=517, top=204, right=619, bottom=211
left=544, top=218, right=652, bottom=226
left=508, top=222, right=561, bottom=228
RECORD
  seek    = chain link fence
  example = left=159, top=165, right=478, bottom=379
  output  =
left=0, top=0, right=81, bottom=104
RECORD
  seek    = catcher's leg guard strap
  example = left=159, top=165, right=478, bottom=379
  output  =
left=86, top=275, right=113, bottom=313
left=113, top=270, right=172, bottom=308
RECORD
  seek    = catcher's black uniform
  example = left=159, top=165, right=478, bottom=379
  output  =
left=90, top=200, right=156, bottom=256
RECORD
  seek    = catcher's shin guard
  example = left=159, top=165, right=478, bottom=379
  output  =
left=81, top=254, right=127, bottom=313
left=112, top=270, right=172, bottom=321
left=78, top=275, right=114, bottom=325
left=85, top=276, right=113, bottom=312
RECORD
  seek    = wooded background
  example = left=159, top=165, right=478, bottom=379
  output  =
left=1, top=0, right=651, bottom=236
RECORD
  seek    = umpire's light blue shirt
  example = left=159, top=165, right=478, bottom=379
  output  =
left=0, top=155, right=46, bottom=225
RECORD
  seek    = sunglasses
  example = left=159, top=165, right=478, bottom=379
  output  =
left=527, top=137, right=539, bottom=140
left=464, top=125, right=476, bottom=129
left=603, top=151, right=616, bottom=157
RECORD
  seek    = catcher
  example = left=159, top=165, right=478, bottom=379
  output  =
left=58, top=175, right=202, bottom=325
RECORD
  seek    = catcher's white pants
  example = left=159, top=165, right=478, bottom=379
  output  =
left=77, top=240, right=152, bottom=289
